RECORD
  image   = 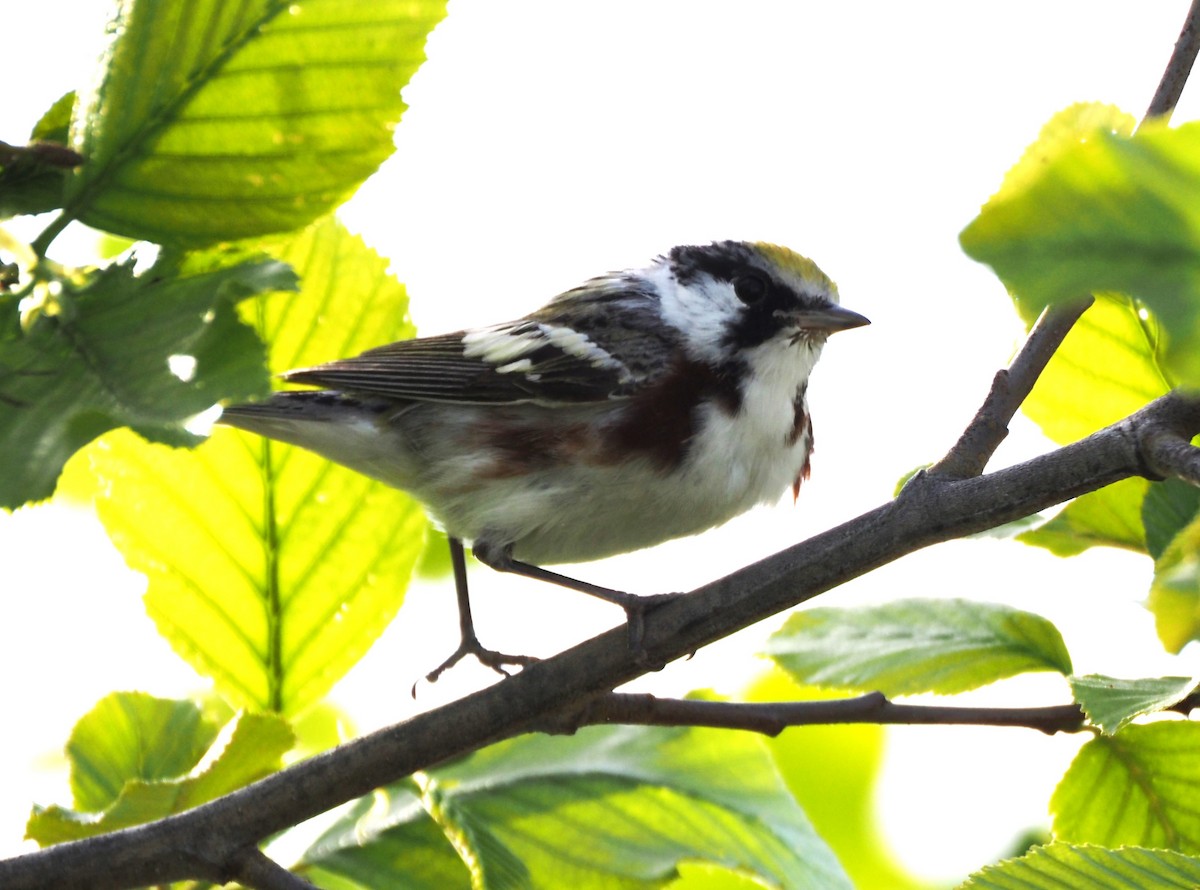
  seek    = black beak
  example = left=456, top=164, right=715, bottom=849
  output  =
left=784, top=304, right=871, bottom=333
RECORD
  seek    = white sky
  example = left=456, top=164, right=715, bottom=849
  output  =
left=3, top=1, right=1199, bottom=882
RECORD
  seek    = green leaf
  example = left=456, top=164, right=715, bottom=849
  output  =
left=291, top=700, right=357, bottom=756
left=670, top=863, right=775, bottom=890
left=0, top=248, right=291, bottom=508
left=893, top=464, right=930, bottom=497
left=1147, top=582, right=1200, bottom=655
left=961, top=103, right=1200, bottom=385
left=1051, top=722, right=1200, bottom=852
left=960, top=104, right=1137, bottom=326
left=303, top=723, right=851, bottom=889
left=1070, top=674, right=1197, bottom=734
left=0, top=92, right=79, bottom=218
left=1144, top=479, right=1200, bottom=561
left=64, top=0, right=447, bottom=246
left=31, top=91, right=75, bottom=144
left=184, top=712, right=294, bottom=802
left=28, top=698, right=292, bottom=845
left=1147, top=511, right=1200, bottom=653
left=961, top=844, right=1200, bottom=889
left=65, top=692, right=221, bottom=812
left=1017, top=478, right=1148, bottom=556
left=74, top=217, right=426, bottom=714
left=300, top=786, right=471, bottom=890
left=765, top=599, right=1072, bottom=696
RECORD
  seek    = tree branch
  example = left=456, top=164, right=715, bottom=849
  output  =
left=7, top=6, right=1200, bottom=889
left=3, top=387, right=1198, bottom=890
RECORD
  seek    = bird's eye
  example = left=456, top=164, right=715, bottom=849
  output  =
left=734, top=273, right=769, bottom=304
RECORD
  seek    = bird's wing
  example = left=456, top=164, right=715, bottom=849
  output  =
left=283, top=278, right=678, bottom=405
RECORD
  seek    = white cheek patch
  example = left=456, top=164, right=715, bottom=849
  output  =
left=650, top=262, right=740, bottom=364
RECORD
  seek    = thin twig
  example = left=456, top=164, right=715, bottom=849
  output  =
left=932, top=0, right=1200, bottom=481
left=1145, top=0, right=1200, bottom=121
left=930, top=299, right=1093, bottom=479
left=581, top=692, right=1089, bottom=737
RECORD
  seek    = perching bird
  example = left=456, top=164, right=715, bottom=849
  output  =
left=221, top=240, right=869, bottom=679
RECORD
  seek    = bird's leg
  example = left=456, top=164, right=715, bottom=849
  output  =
left=424, top=537, right=538, bottom=684
left=473, top=543, right=683, bottom=657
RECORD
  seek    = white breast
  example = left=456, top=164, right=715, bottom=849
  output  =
left=681, top=336, right=820, bottom=510
left=460, top=335, right=823, bottom=565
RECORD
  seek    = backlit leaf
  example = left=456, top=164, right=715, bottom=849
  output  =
left=65, top=691, right=220, bottom=812
left=1070, top=674, right=1196, bottom=734
left=27, top=693, right=291, bottom=845
left=1017, top=479, right=1148, bottom=557
left=1148, top=511, right=1200, bottom=654
left=0, top=248, right=291, bottom=508
left=65, top=0, right=447, bottom=245
left=962, top=844, right=1200, bottom=889
left=1022, top=295, right=1169, bottom=447
left=75, top=217, right=426, bottom=714
left=1051, top=722, right=1200, bottom=851
left=961, top=103, right=1200, bottom=385
left=301, top=723, right=851, bottom=889
left=766, top=599, right=1071, bottom=696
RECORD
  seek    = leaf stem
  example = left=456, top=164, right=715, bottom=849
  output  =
left=29, top=212, right=71, bottom=258
left=262, top=438, right=285, bottom=714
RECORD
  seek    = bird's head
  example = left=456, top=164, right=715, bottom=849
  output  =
left=653, top=240, right=869, bottom=366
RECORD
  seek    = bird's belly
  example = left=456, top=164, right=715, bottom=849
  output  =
left=443, top=416, right=812, bottom=565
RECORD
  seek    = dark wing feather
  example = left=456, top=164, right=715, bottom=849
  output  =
left=282, top=277, right=678, bottom=405
left=281, top=334, right=522, bottom=402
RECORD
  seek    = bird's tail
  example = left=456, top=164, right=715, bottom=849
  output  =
left=220, top=390, right=378, bottom=441
left=219, top=391, right=416, bottom=485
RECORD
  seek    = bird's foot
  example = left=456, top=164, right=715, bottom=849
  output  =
left=423, top=633, right=538, bottom=686
left=472, top=543, right=685, bottom=669
left=617, top=591, right=685, bottom=670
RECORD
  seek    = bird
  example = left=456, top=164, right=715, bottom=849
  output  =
left=220, top=240, right=869, bottom=680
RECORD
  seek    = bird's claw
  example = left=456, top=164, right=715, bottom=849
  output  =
left=422, top=635, right=538, bottom=688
